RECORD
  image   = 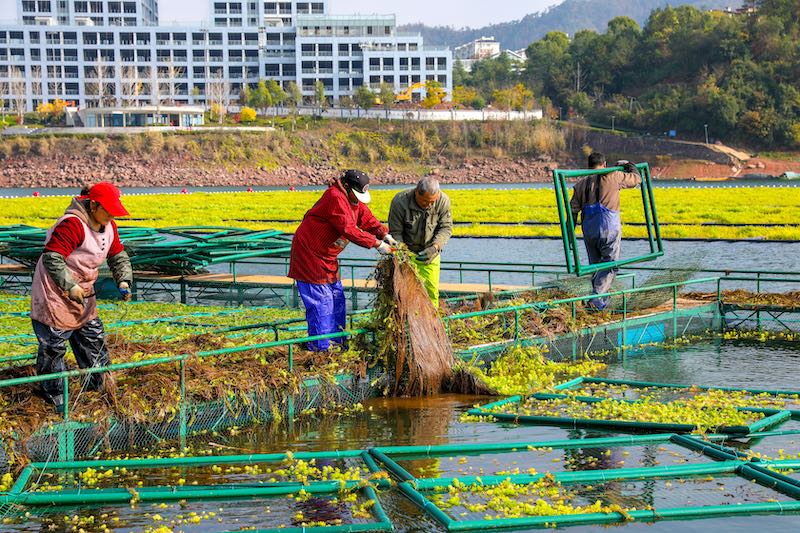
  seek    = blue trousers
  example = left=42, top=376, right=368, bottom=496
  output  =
left=582, top=203, right=622, bottom=310
left=296, top=280, right=346, bottom=351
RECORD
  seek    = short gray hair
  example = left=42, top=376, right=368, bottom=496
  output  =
left=416, top=176, right=440, bottom=195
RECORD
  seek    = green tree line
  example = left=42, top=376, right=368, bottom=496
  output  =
left=456, top=0, right=800, bottom=148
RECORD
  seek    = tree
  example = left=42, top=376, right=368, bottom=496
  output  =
left=422, top=80, right=446, bottom=108
left=353, top=84, right=375, bottom=116
left=207, top=71, right=231, bottom=124
left=239, top=83, right=251, bottom=107
left=313, top=80, right=328, bottom=115
left=8, top=67, right=27, bottom=124
left=120, top=65, right=142, bottom=107
left=249, top=80, right=272, bottom=116
left=378, top=82, right=395, bottom=118
left=239, top=106, right=257, bottom=123
left=524, top=31, right=571, bottom=103
left=469, top=53, right=517, bottom=100
left=36, top=98, right=68, bottom=125
left=452, top=85, right=482, bottom=108
left=267, top=80, right=287, bottom=109
left=453, top=59, right=470, bottom=87
left=286, top=81, right=303, bottom=130
left=86, top=58, right=115, bottom=107
left=567, top=91, right=593, bottom=117
left=155, top=59, right=185, bottom=106
left=265, top=80, right=287, bottom=125
left=339, top=95, right=354, bottom=120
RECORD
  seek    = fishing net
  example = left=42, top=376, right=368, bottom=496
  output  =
left=371, top=251, right=454, bottom=396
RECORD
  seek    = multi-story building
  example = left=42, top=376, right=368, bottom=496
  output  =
left=0, top=0, right=452, bottom=112
left=454, top=36, right=500, bottom=61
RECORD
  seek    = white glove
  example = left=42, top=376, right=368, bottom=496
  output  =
left=383, top=234, right=398, bottom=247
left=68, top=284, right=86, bottom=305
left=376, top=241, right=393, bottom=255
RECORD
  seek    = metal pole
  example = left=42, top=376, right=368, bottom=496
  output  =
left=179, top=357, right=187, bottom=450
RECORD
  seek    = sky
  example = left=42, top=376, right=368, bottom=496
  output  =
left=0, top=0, right=560, bottom=27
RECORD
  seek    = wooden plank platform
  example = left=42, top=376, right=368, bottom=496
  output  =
left=143, top=272, right=527, bottom=294
left=0, top=264, right=31, bottom=275
left=1, top=266, right=528, bottom=294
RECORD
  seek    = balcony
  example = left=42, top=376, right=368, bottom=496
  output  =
left=228, top=39, right=242, bottom=45
left=244, top=39, right=259, bottom=46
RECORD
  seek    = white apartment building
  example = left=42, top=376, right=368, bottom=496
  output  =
left=453, top=36, right=500, bottom=61
left=0, top=0, right=452, bottom=112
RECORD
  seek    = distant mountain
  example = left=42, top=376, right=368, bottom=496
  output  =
left=400, top=0, right=743, bottom=51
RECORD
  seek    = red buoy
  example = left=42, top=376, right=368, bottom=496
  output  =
left=33, top=191, right=40, bottom=197
left=246, top=187, right=254, bottom=192
left=288, top=185, right=296, bottom=192
left=180, top=187, right=188, bottom=194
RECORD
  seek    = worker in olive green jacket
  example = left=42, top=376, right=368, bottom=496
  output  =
left=388, top=177, right=453, bottom=307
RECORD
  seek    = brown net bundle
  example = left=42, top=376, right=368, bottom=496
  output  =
left=372, top=251, right=455, bottom=396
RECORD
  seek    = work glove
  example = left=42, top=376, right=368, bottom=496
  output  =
left=382, top=234, right=398, bottom=247
left=415, top=245, right=439, bottom=264
left=118, top=282, right=132, bottom=302
left=67, top=284, right=86, bottom=305
left=376, top=241, right=393, bottom=255
left=622, top=161, right=639, bottom=174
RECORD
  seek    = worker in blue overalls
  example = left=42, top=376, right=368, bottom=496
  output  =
left=570, top=152, right=641, bottom=310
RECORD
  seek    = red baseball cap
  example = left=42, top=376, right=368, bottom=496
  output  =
left=88, top=182, right=129, bottom=217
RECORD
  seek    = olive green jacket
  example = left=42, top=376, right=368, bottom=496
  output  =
left=387, top=189, right=453, bottom=254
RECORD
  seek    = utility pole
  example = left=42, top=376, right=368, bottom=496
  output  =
left=611, top=115, right=615, bottom=132
left=704, top=124, right=709, bottom=145
left=558, top=106, right=562, bottom=121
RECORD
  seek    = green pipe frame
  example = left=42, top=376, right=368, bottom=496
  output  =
left=400, top=460, right=800, bottom=531
left=468, top=392, right=792, bottom=435
left=552, top=163, right=664, bottom=275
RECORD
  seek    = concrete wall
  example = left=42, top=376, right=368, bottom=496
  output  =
left=580, top=130, right=739, bottom=165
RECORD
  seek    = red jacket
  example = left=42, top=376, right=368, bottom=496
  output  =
left=288, top=181, right=387, bottom=284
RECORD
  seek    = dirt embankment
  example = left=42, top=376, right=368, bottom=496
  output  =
left=0, top=152, right=559, bottom=188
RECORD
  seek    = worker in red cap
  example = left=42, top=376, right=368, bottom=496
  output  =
left=288, top=170, right=395, bottom=351
left=30, top=182, right=133, bottom=414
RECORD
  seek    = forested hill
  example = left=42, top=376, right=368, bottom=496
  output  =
left=399, top=0, right=741, bottom=50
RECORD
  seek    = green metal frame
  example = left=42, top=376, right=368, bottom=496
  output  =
left=468, top=390, right=793, bottom=435
left=2, top=450, right=390, bottom=506
left=370, top=433, right=726, bottom=483
left=552, top=376, right=800, bottom=415
left=397, top=459, right=800, bottom=531
left=553, top=163, right=664, bottom=275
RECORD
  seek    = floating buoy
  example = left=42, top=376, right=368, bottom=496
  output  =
left=180, top=187, right=188, bottom=194
left=246, top=187, right=254, bottom=192
left=32, top=191, right=40, bottom=197
left=288, top=185, right=296, bottom=192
